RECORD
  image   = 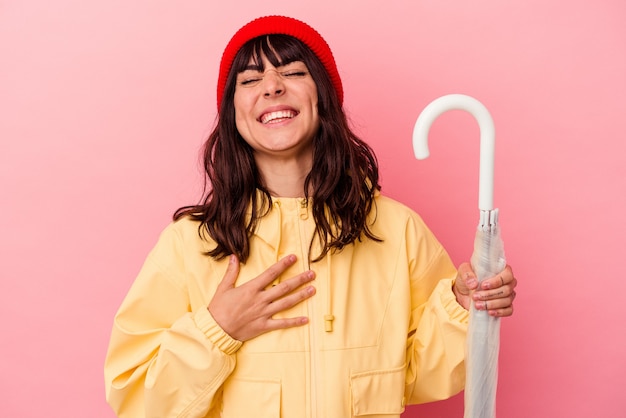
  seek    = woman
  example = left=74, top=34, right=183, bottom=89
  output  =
left=104, top=15, right=517, bottom=417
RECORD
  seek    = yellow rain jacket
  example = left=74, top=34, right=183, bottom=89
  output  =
left=105, top=195, right=469, bottom=417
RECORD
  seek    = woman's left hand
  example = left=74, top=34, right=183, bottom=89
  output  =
left=453, top=263, right=517, bottom=317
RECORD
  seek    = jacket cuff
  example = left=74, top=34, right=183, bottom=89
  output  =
left=438, top=278, right=470, bottom=324
left=193, top=308, right=243, bottom=355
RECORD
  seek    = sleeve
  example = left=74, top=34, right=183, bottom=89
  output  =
left=104, top=224, right=241, bottom=418
left=403, top=214, right=470, bottom=404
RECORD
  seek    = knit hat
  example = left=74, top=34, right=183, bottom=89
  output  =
left=216, top=15, right=343, bottom=110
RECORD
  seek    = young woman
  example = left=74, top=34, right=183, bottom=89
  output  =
left=104, top=15, right=517, bottom=418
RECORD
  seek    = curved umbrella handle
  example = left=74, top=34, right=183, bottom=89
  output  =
left=412, top=94, right=496, bottom=211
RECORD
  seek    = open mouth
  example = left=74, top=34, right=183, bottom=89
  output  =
left=260, top=110, right=298, bottom=124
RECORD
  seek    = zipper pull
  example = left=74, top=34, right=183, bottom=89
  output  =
left=299, top=198, right=309, bottom=220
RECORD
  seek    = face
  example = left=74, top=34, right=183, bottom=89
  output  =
left=233, top=54, right=319, bottom=163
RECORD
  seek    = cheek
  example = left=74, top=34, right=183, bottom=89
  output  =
left=234, top=113, right=250, bottom=143
left=233, top=96, right=250, bottom=132
left=311, top=99, right=320, bottom=128
left=308, top=86, right=319, bottom=121
left=233, top=88, right=251, bottom=115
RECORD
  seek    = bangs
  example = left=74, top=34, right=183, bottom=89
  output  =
left=231, top=35, right=307, bottom=73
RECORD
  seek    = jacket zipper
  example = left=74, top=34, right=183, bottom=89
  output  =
left=299, top=198, right=319, bottom=417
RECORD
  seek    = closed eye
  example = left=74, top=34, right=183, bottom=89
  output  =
left=236, top=62, right=310, bottom=87
left=239, top=77, right=262, bottom=86
left=281, top=70, right=308, bottom=78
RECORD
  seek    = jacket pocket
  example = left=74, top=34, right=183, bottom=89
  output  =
left=222, top=377, right=281, bottom=418
left=350, top=365, right=406, bottom=416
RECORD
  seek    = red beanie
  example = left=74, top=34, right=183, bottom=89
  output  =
left=216, top=15, right=343, bottom=110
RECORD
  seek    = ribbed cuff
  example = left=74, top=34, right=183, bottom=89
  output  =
left=438, top=278, right=470, bottom=324
left=193, top=308, right=243, bottom=355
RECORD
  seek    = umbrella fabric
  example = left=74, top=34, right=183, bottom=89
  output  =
left=464, top=209, right=506, bottom=418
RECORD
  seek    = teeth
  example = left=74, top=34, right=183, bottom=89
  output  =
left=261, top=110, right=296, bottom=124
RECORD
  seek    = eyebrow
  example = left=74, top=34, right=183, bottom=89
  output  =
left=240, top=59, right=300, bottom=73
left=241, top=64, right=263, bottom=72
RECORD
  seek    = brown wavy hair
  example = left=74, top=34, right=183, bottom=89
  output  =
left=174, top=34, right=381, bottom=263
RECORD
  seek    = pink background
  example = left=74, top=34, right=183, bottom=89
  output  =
left=1, top=1, right=625, bottom=416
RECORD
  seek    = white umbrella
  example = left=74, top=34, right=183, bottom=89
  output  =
left=412, top=94, right=506, bottom=418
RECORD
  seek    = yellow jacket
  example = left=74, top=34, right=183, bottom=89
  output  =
left=104, top=195, right=469, bottom=417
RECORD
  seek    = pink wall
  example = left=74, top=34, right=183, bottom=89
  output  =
left=1, top=1, right=624, bottom=416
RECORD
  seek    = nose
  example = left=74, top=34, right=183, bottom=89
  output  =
left=262, top=70, right=284, bottom=98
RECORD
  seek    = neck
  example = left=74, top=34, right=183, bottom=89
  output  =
left=255, top=154, right=312, bottom=198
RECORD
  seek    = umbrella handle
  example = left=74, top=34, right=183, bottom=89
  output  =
left=412, top=94, right=496, bottom=211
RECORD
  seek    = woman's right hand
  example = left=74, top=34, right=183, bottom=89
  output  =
left=208, top=254, right=316, bottom=342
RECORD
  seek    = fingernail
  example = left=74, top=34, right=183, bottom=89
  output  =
left=466, top=278, right=477, bottom=288
left=287, top=254, right=296, bottom=263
